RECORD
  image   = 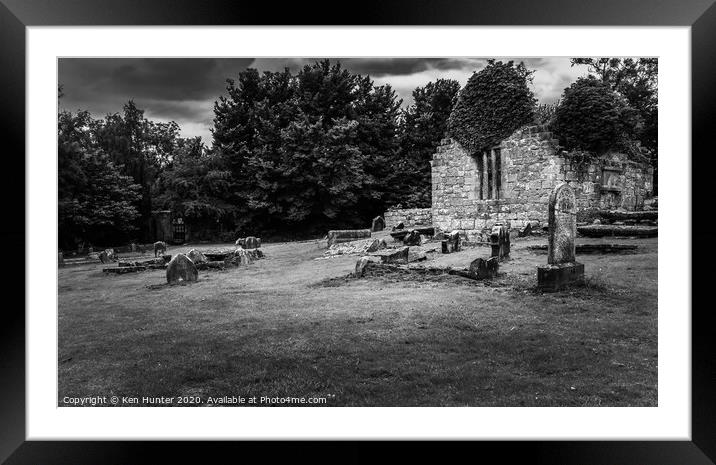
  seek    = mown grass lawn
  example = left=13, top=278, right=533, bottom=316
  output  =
left=58, top=235, right=657, bottom=406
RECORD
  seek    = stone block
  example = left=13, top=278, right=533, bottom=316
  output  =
left=378, top=246, right=409, bottom=264
left=537, top=262, right=585, bottom=291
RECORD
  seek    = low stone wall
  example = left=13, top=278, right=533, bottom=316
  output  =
left=431, top=125, right=653, bottom=242
left=384, top=208, right=432, bottom=229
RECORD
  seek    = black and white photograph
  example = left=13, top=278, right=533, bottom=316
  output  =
left=56, top=56, right=659, bottom=408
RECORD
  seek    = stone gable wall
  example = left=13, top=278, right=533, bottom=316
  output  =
left=431, top=125, right=653, bottom=241
left=384, top=207, right=433, bottom=230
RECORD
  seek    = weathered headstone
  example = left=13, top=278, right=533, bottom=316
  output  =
left=243, top=236, right=261, bottom=249
left=537, top=184, right=584, bottom=291
left=99, top=249, right=116, bottom=264
left=166, top=253, right=198, bottom=284
left=58, top=252, right=64, bottom=268
left=186, top=248, right=207, bottom=265
left=154, top=241, right=167, bottom=258
left=366, top=238, right=383, bottom=253
left=371, top=216, right=385, bottom=232
left=232, top=248, right=253, bottom=266
left=489, top=223, right=510, bottom=261
left=518, top=223, right=532, bottom=237
left=354, top=256, right=380, bottom=278
left=403, top=230, right=422, bottom=246
left=450, top=230, right=461, bottom=252
left=442, top=230, right=461, bottom=254
left=469, top=257, right=499, bottom=279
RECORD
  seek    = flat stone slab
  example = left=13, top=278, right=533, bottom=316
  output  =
left=577, top=225, right=657, bottom=238
left=324, top=238, right=385, bottom=257
left=599, top=210, right=658, bottom=222
left=413, top=226, right=435, bottom=236
left=528, top=244, right=638, bottom=254
left=537, top=262, right=585, bottom=291
left=203, top=251, right=234, bottom=261
left=327, top=229, right=371, bottom=247
left=389, top=230, right=409, bottom=241
left=370, top=246, right=409, bottom=264
left=103, top=266, right=147, bottom=274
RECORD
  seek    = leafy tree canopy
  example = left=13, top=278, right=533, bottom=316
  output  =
left=570, top=58, right=657, bottom=182
left=211, top=59, right=403, bottom=235
left=552, top=76, right=643, bottom=156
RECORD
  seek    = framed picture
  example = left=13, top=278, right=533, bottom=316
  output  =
left=2, top=0, right=713, bottom=462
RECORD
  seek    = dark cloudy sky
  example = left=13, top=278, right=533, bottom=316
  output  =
left=58, top=57, right=589, bottom=142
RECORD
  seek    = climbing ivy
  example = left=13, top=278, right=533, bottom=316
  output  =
left=447, top=60, right=536, bottom=153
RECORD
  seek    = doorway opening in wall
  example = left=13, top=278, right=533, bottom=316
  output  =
left=476, top=147, right=502, bottom=200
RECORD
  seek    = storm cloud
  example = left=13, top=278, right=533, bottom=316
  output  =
left=59, top=57, right=589, bottom=142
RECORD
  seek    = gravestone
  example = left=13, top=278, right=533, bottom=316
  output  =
left=371, top=216, right=385, bottom=232
left=518, top=223, right=532, bottom=237
left=537, top=184, right=584, bottom=291
left=469, top=257, right=499, bottom=279
left=441, top=230, right=461, bottom=254
left=232, top=248, right=253, bottom=266
left=99, top=248, right=115, bottom=264
left=354, top=256, right=380, bottom=277
left=166, top=253, right=198, bottom=284
left=186, top=248, right=207, bottom=265
left=489, top=223, right=510, bottom=261
left=154, top=241, right=167, bottom=258
left=243, top=236, right=261, bottom=249
left=403, top=230, right=422, bottom=246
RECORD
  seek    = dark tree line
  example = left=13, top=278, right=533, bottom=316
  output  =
left=58, top=60, right=461, bottom=247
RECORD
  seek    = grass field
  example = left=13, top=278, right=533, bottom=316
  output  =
left=58, top=233, right=657, bottom=406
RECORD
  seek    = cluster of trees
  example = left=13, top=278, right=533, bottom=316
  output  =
left=58, top=60, right=461, bottom=247
left=58, top=102, right=181, bottom=249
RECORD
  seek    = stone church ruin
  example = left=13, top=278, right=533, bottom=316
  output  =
left=429, top=124, right=654, bottom=241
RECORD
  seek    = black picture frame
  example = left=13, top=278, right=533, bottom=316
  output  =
left=1, top=1, right=713, bottom=463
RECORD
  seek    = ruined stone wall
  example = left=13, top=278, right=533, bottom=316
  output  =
left=384, top=207, right=432, bottom=229
left=431, top=125, right=653, bottom=241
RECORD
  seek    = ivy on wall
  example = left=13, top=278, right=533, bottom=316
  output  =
left=447, top=60, right=536, bottom=153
